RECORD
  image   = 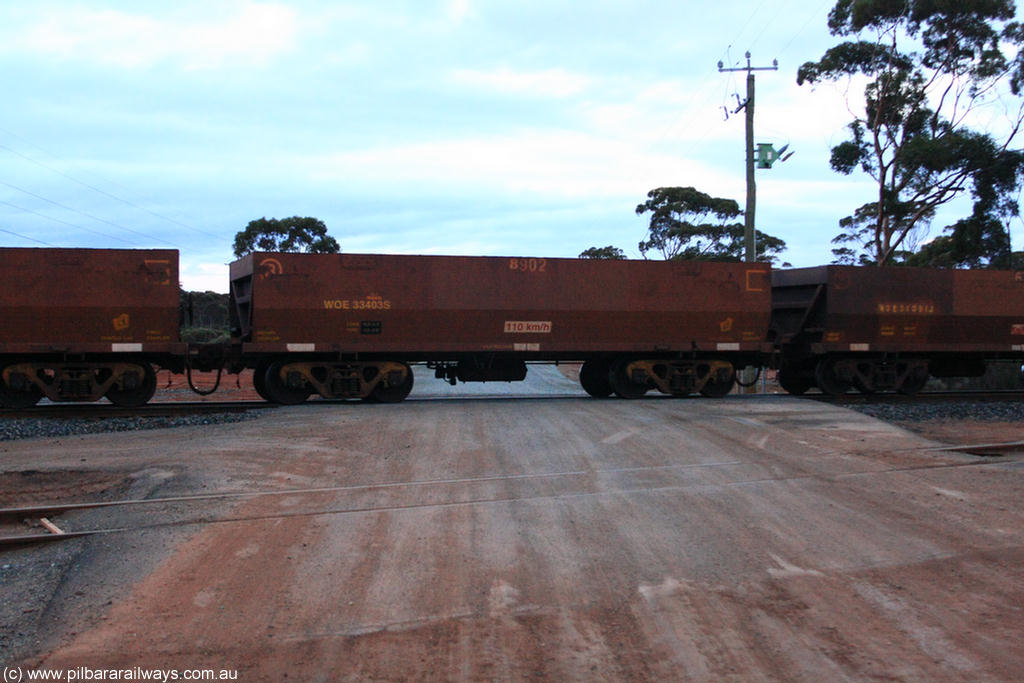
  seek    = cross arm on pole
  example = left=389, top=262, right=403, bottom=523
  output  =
left=717, top=51, right=778, bottom=74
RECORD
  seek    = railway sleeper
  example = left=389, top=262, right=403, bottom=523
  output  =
left=0, top=361, right=157, bottom=407
left=611, top=359, right=736, bottom=398
left=266, top=360, right=413, bottom=403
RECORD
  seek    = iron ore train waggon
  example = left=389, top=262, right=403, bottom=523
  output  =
left=0, top=248, right=186, bottom=408
left=770, top=265, right=1024, bottom=395
left=1, top=246, right=1022, bottom=408
left=230, top=252, right=770, bottom=403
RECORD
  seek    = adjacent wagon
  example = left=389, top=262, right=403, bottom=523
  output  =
left=0, top=248, right=185, bottom=407
left=770, top=265, right=1024, bottom=394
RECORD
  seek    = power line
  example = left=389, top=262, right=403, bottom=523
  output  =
left=778, top=0, right=833, bottom=57
left=727, top=0, right=773, bottom=54
left=0, top=179, right=183, bottom=249
left=0, top=127, right=222, bottom=239
left=666, top=1, right=830, bottom=161
left=0, top=225, right=57, bottom=247
left=0, top=198, right=139, bottom=246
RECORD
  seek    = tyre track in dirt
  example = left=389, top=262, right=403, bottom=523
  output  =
left=8, top=380, right=1024, bottom=681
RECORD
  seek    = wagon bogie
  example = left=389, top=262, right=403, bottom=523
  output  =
left=847, top=358, right=929, bottom=395
left=104, top=362, right=158, bottom=407
left=697, top=362, right=737, bottom=398
left=607, top=357, right=736, bottom=398
left=261, top=358, right=413, bottom=403
left=0, top=363, right=44, bottom=408
left=0, top=360, right=159, bottom=406
left=609, top=358, right=650, bottom=399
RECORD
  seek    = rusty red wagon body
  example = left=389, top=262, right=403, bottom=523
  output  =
left=230, top=252, right=772, bottom=402
left=0, top=248, right=185, bottom=407
left=770, top=265, right=1024, bottom=394
left=6, top=245, right=1019, bottom=406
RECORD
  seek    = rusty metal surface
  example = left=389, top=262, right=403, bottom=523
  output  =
left=230, top=253, right=772, bottom=356
left=773, top=265, right=1024, bottom=352
left=0, top=248, right=181, bottom=351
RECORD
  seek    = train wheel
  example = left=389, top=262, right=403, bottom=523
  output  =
left=814, top=359, right=851, bottom=396
left=609, top=358, right=648, bottom=399
left=263, top=360, right=312, bottom=405
left=0, top=365, right=43, bottom=408
left=252, top=360, right=272, bottom=401
left=699, top=365, right=735, bottom=398
left=106, top=363, right=157, bottom=408
left=777, top=364, right=811, bottom=395
left=370, top=363, right=414, bottom=403
left=853, top=377, right=876, bottom=395
left=851, top=361, right=877, bottom=394
left=898, top=366, right=929, bottom=396
left=579, top=360, right=613, bottom=398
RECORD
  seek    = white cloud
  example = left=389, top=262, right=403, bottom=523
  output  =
left=180, top=261, right=230, bottom=293
left=445, top=0, right=473, bottom=24
left=573, top=73, right=854, bottom=152
left=11, top=3, right=298, bottom=70
left=449, top=66, right=592, bottom=98
left=306, top=129, right=738, bottom=201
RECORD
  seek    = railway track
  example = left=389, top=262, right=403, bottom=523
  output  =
left=3, top=442, right=1022, bottom=549
left=0, top=389, right=1021, bottom=418
left=0, top=400, right=275, bottom=419
left=812, top=389, right=1024, bottom=404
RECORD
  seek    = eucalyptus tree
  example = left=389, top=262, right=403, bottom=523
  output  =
left=635, top=186, right=786, bottom=264
left=797, top=0, right=1024, bottom=266
left=233, top=216, right=340, bottom=258
left=579, top=246, right=627, bottom=259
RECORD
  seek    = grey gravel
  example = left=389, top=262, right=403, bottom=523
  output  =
left=845, top=399, right=1024, bottom=423
left=0, top=411, right=261, bottom=441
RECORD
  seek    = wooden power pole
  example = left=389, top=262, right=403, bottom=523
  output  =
left=718, top=52, right=777, bottom=262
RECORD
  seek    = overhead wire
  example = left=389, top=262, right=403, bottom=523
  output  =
left=777, top=0, right=834, bottom=58
left=0, top=198, right=140, bottom=247
left=726, top=0, right=773, bottom=54
left=0, top=4, right=840, bottom=255
left=0, top=179, right=184, bottom=249
left=615, top=2, right=831, bottom=238
left=711, top=1, right=839, bottom=147
left=0, top=139, right=222, bottom=240
left=747, top=0, right=806, bottom=53
left=627, top=4, right=782, bottom=170
left=0, top=225, right=56, bottom=247
left=705, top=0, right=828, bottom=140
left=645, top=7, right=790, bottom=182
left=0, top=124, right=222, bottom=241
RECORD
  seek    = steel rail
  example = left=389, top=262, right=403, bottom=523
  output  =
left=2, top=448, right=1021, bottom=548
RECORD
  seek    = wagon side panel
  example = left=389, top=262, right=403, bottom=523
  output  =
left=240, top=253, right=771, bottom=356
left=0, top=248, right=181, bottom=352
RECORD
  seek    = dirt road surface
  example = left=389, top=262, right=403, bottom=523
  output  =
left=3, top=366, right=1023, bottom=681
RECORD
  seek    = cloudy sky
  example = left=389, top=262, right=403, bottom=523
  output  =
left=0, top=1, right=1014, bottom=290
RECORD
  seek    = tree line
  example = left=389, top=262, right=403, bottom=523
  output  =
left=587, top=1, right=1024, bottom=268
